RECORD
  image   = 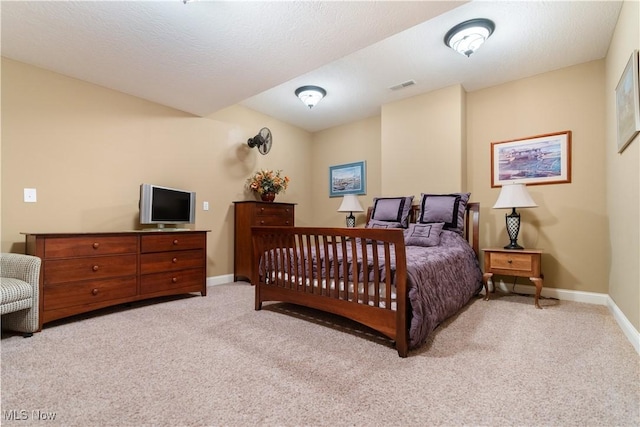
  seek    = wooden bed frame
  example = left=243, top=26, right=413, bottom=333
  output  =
left=251, top=202, right=479, bottom=357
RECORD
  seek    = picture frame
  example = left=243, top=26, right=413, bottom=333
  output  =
left=615, top=49, right=640, bottom=153
left=329, top=161, right=366, bottom=197
left=491, top=130, right=572, bottom=187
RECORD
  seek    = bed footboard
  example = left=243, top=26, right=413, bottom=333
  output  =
left=252, top=226, right=409, bottom=357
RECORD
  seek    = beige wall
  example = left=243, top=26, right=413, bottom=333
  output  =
left=381, top=84, right=466, bottom=195
left=467, top=60, right=608, bottom=294
left=310, top=115, right=381, bottom=227
left=605, top=0, right=639, bottom=330
left=0, top=58, right=313, bottom=278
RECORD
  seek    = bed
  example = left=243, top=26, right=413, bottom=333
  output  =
left=251, top=194, right=482, bottom=357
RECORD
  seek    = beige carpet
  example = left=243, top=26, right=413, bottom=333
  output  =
left=1, top=283, right=638, bottom=426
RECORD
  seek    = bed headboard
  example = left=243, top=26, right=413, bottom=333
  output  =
left=365, top=202, right=480, bottom=259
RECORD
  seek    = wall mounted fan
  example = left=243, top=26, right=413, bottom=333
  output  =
left=247, top=127, right=272, bottom=155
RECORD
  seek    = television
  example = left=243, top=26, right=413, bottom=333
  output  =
left=139, top=184, right=196, bottom=229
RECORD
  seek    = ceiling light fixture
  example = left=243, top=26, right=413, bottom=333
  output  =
left=444, top=18, right=495, bottom=57
left=295, top=85, right=326, bottom=109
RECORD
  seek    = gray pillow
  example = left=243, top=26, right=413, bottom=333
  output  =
left=404, top=222, right=444, bottom=247
left=418, top=193, right=470, bottom=235
left=370, top=196, right=414, bottom=228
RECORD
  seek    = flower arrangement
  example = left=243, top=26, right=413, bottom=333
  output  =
left=246, top=169, right=290, bottom=195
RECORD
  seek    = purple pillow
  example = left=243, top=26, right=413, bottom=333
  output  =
left=418, top=193, right=470, bottom=235
left=403, top=222, right=444, bottom=247
left=370, top=196, right=414, bottom=228
left=366, top=219, right=403, bottom=229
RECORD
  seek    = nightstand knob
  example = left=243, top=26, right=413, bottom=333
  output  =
left=92, top=265, right=99, bottom=272
left=172, top=277, right=178, bottom=283
left=172, top=257, right=178, bottom=263
left=508, top=259, right=513, bottom=264
left=92, top=242, right=100, bottom=249
left=91, top=288, right=99, bottom=296
left=173, top=239, right=179, bottom=245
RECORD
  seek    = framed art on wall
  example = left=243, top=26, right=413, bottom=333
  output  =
left=615, top=49, right=640, bottom=154
left=491, top=130, right=572, bottom=187
left=329, top=161, right=366, bottom=197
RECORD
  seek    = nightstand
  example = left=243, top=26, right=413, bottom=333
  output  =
left=482, top=248, right=544, bottom=309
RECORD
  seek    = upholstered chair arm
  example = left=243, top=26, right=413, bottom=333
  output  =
left=1, top=253, right=41, bottom=286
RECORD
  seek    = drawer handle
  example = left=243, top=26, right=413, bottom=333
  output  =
left=173, top=239, right=179, bottom=245
left=508, top=259, right=513, bottom=264
left=172, top=277, right=178, bottom=283
left=260, top=221, right=265, bottom=225
left=92, top=265, right=99, bottom=272
left=260, top=208, right=265, bottom=212
left=91, top=288, right=99, bottom=296
left=172, top=257, right=178, bottom=263
left=92, top=242, right=100, bottom=249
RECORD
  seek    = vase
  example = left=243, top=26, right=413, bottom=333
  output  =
left=260, top=192, right=276, bottom=202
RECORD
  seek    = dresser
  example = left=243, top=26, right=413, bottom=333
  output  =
left=233, top=201, right=295, bottom=282
left=24, top=230, right=208, bottom=329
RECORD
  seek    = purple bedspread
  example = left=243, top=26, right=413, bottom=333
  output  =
left=404, top=230, right=482, bottom=348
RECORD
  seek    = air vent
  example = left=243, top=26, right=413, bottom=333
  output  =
left=389, top=80, right=416, bottom=91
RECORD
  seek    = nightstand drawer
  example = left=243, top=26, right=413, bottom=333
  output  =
left=489, top=252, right=534, bottom=272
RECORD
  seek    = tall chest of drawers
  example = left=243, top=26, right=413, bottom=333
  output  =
left=24, top=230, right=208, bottom=330
left=233, top=201, right=295, bottom=282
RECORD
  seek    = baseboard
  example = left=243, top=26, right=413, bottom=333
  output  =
left=607, top=296, right=640, bottom=354
left=206, top=274, right=235, bottom=287
left=492, top=281, right=639, bottom=355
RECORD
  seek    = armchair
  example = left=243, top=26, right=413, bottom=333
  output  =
left=1, top=253, right=41, bottom=336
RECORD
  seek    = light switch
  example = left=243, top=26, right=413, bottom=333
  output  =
left=24, top=188, right=37, bottom=203
left=203, top=201, right=209, bottom=211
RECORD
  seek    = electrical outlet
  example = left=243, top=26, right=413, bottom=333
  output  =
left=24, top=188, right=37, bottom=203
left=203, top=201, right=209, bottom=211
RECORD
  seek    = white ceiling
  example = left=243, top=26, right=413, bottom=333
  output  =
left=1, top=1, right=623, bottom=133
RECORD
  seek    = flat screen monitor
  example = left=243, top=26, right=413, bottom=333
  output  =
left=139, top=184, right=196, bottom=229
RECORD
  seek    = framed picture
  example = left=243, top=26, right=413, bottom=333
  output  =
left=491, top=130, right=572, bottom=187
left=329, top=161, right=366, bottom=197
left=615, top=49, right=640, bottom=153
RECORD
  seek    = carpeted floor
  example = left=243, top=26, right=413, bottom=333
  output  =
left=1, top=283, right=638, bottom=426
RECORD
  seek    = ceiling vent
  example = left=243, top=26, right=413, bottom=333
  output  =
left=389, top=80, right=416, bottom=91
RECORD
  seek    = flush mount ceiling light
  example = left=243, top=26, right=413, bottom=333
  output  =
left=295, top=85, right=326, bottom=109
left=444, top=18, right=495, bottom=57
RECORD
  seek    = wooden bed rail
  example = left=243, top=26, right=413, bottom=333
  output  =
left=252, top=226, right=410, bottom=356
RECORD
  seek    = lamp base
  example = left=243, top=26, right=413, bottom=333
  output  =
left=503, top=241, right=524, bottom=250
left=503, top=208, right=524, bottom=250
left=346, top=212, right=356, bottom=228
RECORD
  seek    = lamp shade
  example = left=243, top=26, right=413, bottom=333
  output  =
left=337, top=194, right=363, bottom=213
left=493, top=183, right=537, bottom=209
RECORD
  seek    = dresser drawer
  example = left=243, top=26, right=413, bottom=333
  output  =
left=140, top=233, right=205, bottom=253
left=44, top=254, right=138, bottom=285
left=140, top=249, right=204, bottom=274
left=255, top=204, right=294, bottom=218
left=44, top=235, right=138, bottom=258
left=488, top=252, right=534, bottom=273
left=253, top=215, right=293, bottom=226
left=44, top=276, right=137, bottom=311
left=140, top=268, right=204, bottom=294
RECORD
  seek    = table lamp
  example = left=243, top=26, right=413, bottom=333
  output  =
left=337, top=194, right=363, bottom=227
left=493, top=183, right=537, bottom=250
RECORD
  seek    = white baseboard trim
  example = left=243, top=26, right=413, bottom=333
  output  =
left=490, top=281, right=639, bottom=354
left=607, top=296, right=640, bottom=354
left=206, top=274, right=235, bottom=287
